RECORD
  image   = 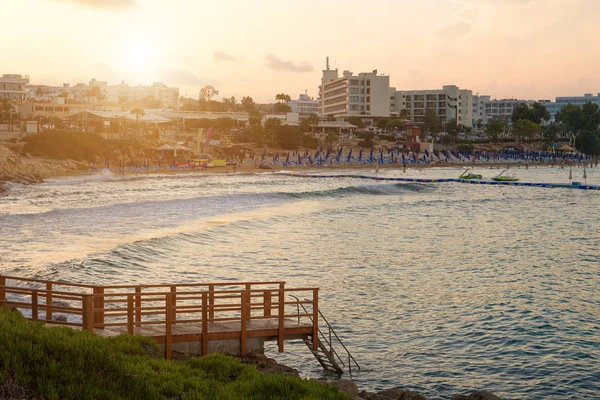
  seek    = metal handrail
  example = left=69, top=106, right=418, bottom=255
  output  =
left=289, top=294, right=360, bottom=374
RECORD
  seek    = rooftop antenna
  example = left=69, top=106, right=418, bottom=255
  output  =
left=326, top=57, right=329, bottom=70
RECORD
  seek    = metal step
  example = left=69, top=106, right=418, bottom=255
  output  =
left=303, top=337, right=343, bottom=374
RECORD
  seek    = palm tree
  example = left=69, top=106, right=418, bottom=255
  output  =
left=325, top=131, right=337, bottom=147
left=305, top=113, right=320, bottom=135
left=130, top=108, right=145, bottom=140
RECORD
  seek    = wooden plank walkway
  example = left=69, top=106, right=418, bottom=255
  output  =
left=0, top=275, right=319, bottom=359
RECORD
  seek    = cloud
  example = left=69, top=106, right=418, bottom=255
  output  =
left=214, top=51, right=237, bottom=62
left=265, top=54, right=314, bottom=73
left=436, top=21, right=473, bottom=38
left=159, top=67, right=221, bottom=87
left=48, top=0, right=136, bottom=10
left=159, top=67, right=202, bottom=85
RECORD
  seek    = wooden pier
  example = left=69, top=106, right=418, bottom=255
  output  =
left=0, top=275, right=319, bottom=360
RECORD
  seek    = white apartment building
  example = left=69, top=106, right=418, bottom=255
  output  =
left=394, top=85, right=473, bottom=126
left=57, top=79, right=179, bottom=108
left=319, top=59, right=391, bottom=118
left=1, top=74, right=30, bottom=101
left=543, top=93, right=600, bottom=119
left=287, top=93, right=320, bottom=115
left=472, top=95, right=534, bottom=125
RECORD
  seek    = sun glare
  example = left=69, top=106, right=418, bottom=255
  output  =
left=122, top=36, right=155, bottom=73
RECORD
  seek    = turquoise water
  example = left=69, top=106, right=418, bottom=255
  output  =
left=1, top=166, right=599, bottom=399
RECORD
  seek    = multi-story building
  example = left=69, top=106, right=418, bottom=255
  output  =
left=91, top=80, right=179, bottom=107
left=287, top=93, right=320, bottom=115
left=43, top=79, right=180, bottom=108
left=1, top=74, right=30, bottom=101
left=394, top=85, right=473, bottom=126
left=543, top=93, right=600, bottom=119
left=319, top=59, right=391, bottom=119
left=472, top=95, right=534, bottom=125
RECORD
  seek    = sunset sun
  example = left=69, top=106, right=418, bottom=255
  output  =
left=122, top=36, right=156, bottom=73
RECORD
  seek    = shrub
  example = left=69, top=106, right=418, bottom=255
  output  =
left=21, top=130, right=115, bottom=162
left=0, top=309, right=348, bottom=400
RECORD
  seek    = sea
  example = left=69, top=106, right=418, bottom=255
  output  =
left=1, top=166, right=599, bottom=399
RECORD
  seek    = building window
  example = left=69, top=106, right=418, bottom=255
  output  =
left=366, top=88, right=370, bottom=95
left=367, top=105, right=370, bottom=111
left=350, top=79, right=359, bottom=86
left=367, top=80, right=370, bottom=86
left=366, top=96, right=370, bottom=102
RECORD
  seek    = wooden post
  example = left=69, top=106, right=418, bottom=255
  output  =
left=208, top=284, right=215, bottom=320
left=93, top=287, right=104, bottom=329
left=202, top=292, right=208, bottom=356
left=170, top=286, right=177, bottom=322
left=31, top=291, right=38, bottom=321
left=45, top=282, right=53, bottom=322
left=82, top=295, right=94, bottom=332
left=0, top=276, right=5, bottom=306
left=127, top=295, right=134, bottom=335
left=135, top=287, right=142, bottom=324
left=264, top=290, right=271, bottom=317
left=312, top=289, right=319, bottom=351
left=278, top=283, right=285, bottom=352
left=165, top=293, right=173, bottom=360
left=241, top=291, right=249, bottom=356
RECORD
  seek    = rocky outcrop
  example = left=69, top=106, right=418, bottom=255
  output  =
left=451, top=392, right=502, bottom=400
left=0, top=143, right=87, bottom=186
left=238, top=353, right=300, bottom=377
left=320, top=379, right=359, bottom=398
left=357, top=388, right=429, bottom=400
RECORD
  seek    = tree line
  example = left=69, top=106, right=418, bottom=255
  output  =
left=482, top=101, right=600, bottom=154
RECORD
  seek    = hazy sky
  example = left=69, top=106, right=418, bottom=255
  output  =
left=2, top=0, right=600, bottom=102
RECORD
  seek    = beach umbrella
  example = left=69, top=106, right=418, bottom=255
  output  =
left=583, top=167, right=587, bottom=184
left=569, top=168, right=572, bottom=182
left=347, top=148, right=353, bottom=162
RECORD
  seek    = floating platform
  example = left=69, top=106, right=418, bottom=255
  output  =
left=287, top=174, right=600, bottom=190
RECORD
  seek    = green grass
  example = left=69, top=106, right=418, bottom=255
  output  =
left=0, top=308, right=349, bottom=400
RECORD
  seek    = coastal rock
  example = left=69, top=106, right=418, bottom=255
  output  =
left=358, top=388, right=429, bottom=400
left=451, top=392, right=502, bottom=400
left=0, top=143, right=87, bottom=185
left=319, top=379, right=359, bottom=398
left=238, top=353, right=300, bottom=377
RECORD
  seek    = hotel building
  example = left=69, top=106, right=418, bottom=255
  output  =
left=0, top=74, right=30, bottom=102
left=394, top=85, right=473, bottom=126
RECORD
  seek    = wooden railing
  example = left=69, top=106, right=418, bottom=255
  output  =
left=0, top=275, right=319, bottom=359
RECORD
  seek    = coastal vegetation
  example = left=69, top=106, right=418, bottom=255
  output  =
left=0, top=308, right=348, bottom=400
left=22, top=130, right=116, bottom=161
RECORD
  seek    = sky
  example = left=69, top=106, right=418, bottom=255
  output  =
left=2, top=0, right=600, bottom=103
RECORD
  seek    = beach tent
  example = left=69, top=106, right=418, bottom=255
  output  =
left=558, top=144, right=575, bottom=152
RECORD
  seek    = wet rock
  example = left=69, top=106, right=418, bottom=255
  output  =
left=320, top=379, right=359, bottom=398
left=451, top=392, right=502, bottom=400
left=52, top=314, right=68, bottom=322
left=358, top=388, right=429, bottom=400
